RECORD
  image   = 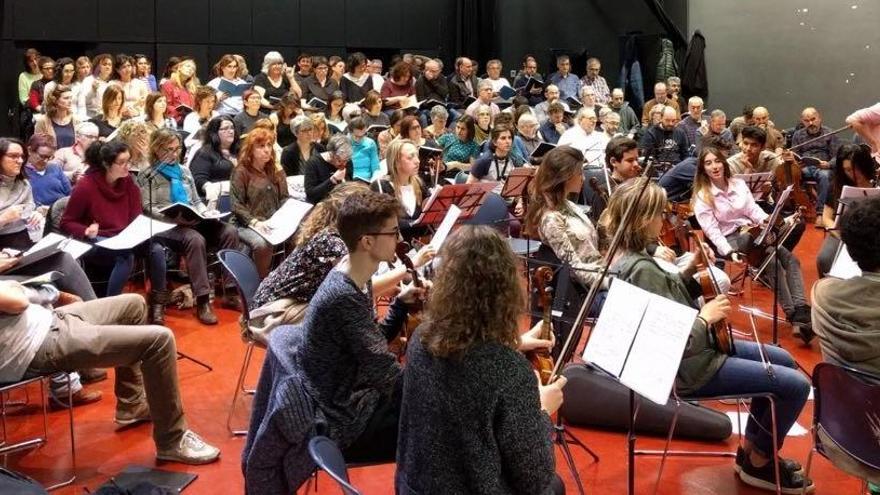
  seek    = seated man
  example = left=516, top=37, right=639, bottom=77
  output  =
left=639, top=106, right=689, bottom=166
left=0, top=287, right=219, bottom=464
left=727, top=126, right=784, bottom=175
left=608, top=88, right=640, bottom=137
left=533, top=84, right=569, bottom=125
left=546, top=54, right=581, bottom=101
left=558, top=107, right=609, bottom=167
left=464, top=80, right=500, bottom=120
left=641, top=82, right=680, bottom=126
left=675, top=96, right=708, bottom=150
left=791, top=107, right=841, bottom=227
left=538, top=102, right=569, bottom=144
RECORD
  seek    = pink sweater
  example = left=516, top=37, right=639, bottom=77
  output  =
left=693, top=178, right=768, bottom=256
left=846, top=102, right=880, bottom=159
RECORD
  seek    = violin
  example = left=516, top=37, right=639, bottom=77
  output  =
left=773, top=152, right=816, bottom=223
left=742, top=206, right=805, bottom=269
left=687, top=229, right=735, bottom=355
left=659, top=201, right=692, bottom=252
left=529, top=266, right=555, bottom=385
left=394, top=241, right=426, bottom=355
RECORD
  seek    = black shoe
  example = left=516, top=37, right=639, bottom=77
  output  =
left=790, top=305, right=815, bottom=344
left=734, top=446, right=803, bottom=475
left=221, top=294, right=242, bottom=312
left=78, top=368, right=108, bottom=384
left=196, top=302, right=218, bottom=325
left=738, top=452, right=814, bottom=494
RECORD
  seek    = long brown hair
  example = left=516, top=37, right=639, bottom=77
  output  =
left=601, top=177, right=667, bottom=253
left=294, top=182, right=369, bottom=246
left=422, top=226, right=524, bottom=358
left=525, top=145, right=585, bottom=237
left=691, top=146, right=732, bottom=210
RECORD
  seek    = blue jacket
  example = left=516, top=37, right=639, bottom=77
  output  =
left=25, top=163, right=70, bottom=206
left=350, top=136, right=380, bottom=181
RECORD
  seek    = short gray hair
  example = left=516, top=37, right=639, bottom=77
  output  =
left=75, top=121, right=99, bottom=137
left=291, top=115, right=314, bottom=136
left=576, top=107, right=597, bottom=121
left=327, top=133, right=352, bottom=158
left=710, top=109, right=727, bottom=120
left=429, top=105, right=449, bottom=120
left=478, top=79, right=493, bottom=91
left=261, top=51, right=284, bottom=74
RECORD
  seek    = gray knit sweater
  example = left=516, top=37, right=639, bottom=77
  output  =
left=395, top=326, right=556, bottom=494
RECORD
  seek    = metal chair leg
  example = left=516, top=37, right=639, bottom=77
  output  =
left=227, top=341, right=256, bottom=436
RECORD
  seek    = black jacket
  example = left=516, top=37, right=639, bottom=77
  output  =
left=682, top=30, right=708, bottom=100
left=414, top=74, right=449, bottom=102
left=447, top=73, right=479, bottom=107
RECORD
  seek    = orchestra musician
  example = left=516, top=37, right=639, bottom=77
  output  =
left=370, top=139, right=431, bottom=241
left=691, top=146, right=813, bottom=343
left=605, top=178, right=814, bottom=494
left=395, top=225, right=567, bottom=495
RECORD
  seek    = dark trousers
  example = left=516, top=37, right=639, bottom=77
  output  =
left=342, top=381, right=402, bottom=464
left=153, top=222, right=240, bottom=297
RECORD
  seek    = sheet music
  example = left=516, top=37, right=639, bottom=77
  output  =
left=253, top=199, right=313, bottom=246
left=429, top=204, right=461, bottom=250
left=582, top=279, right=651, bottom=377
left=832, top=185, right=880, bottom=228
left=829, top=243, right=862, bottom=279
left=26, top=233, right=92, bottom=259
left=95, top=215, right=176, bottom=250
left=619, top=294, right=698, bottom=405
left=756, top=185, right=792, bottom=245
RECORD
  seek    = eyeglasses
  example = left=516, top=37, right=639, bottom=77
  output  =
left=4, top=153, right=24, bottom=161
left=364, top=227, right=401, bottom=237
left=36, top=152, right=54, bottom=161
left=79, top=134, right=99, bottom=140
left=162, top=146, right=181, bottom=154
left=41, top=65, right=55, bottom=71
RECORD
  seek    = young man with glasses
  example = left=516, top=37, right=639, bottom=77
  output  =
left=246, top=190, right=424, bottom=478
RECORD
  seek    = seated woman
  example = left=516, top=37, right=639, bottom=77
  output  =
left=269, top=93, right=302, bottom=148
left=437, top=115, right=480, bottom=176
left=207, top=54, right=248, bottom=117
left=379, top=62, right=415, bottom=112
left=324, top=90, right=346, bottom=132
left=691, top=146, right=813, bottom=342
left=141, top=91, right=177, bottom=133
left=233, top=90, right=265, bottom=137
left=397, top=115, right=443, bottom=186
left=350, top=117, right=380, bottom=181
left=423, top=104, right=449, bottom=140
left=280, top=116, right=323, bottom=176
left=34, top=84, right=80, bottom=149
left=606, top=178, right=813, bottom=494
left=340, top=52, right=376, bottom=103
left=526, top=145, right=603, bottom=288
left=114, top=120, right=153, bottom=173
left=54, top=121, right=99, bottom=181
left=361, top=90, right=390, bottom=129
left=59, top=141, right=153, bottom=299
left=182, top=86, right=219, bottom=151
left=309, top=112, right=331, bottom=148
left=253, top=51, right=301, bottom=112
left=396, top=225, right=567, bottom=495
left=160, top=57, right=198, bottom=127
left=474, top=104, right=494, bottom=145
left=24, top=133, right=69, bottom=209
left=190, top=115, right=239, bottom=201
left=251, top=182, right=434, bottom=340
left=42, top=57, right=80, bottom=118
left=27, top=56, right=55, bottom=114
left=371, top=139, right=429, bottom=240
left=377, top=109, right=405, bottom=159
left=110, top=53, right=148, bottom=119
left=78, top=53, right=113, bottom=119
left=134, top=54, right=158, bottom=92
left=17, top=48, right=41, bottom=109
left=89, top=85, right=124, bottom=138
left=230, top=127, right=288, bottom=278
left=468, top=124, right=526, bottom=192
left=304, top=134, right=353, bottom=204
left=816, top=143, right=876, bottom=277
left=136, top=128, right=241, bottom=325
left=302, top=56, right=338, bottom=103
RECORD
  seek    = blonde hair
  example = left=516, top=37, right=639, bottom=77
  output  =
left=148, top=127, right=181, bottom=164
left=114, top=120, right=152, bottom=164
left=309, top=113, right=330, bottom=142
left=170, top=58, right=199, bottom=94
left=421, top=226, right=524, bottom=358
left=384, top=139, right=423, bottom=205
left=601, top=177, right=667, bottom=253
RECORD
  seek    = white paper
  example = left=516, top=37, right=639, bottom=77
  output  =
left=582, top=278, right=652, bottom=377
left=253, top=199, right=313, bottom=246
left=26, top=233, right=92, bottom=259
left=619, top=294, right=698, bottom=405
left=829, top=243, right=862, bottom=279
left=832, top=185, right=880, bottom=228
left=95, top=215, right=176, bottom=250
left=429, top=205, right=462, bottom=250
left=755, top=185, right=792, bottom=246
left=726, top=412, right=808, bottom=437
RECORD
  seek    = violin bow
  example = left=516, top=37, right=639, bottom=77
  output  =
left=771, top=124, right=852, bottom=160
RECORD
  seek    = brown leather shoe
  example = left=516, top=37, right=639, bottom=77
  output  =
left=51, top=388, right=103, bottom=410
left=196, top=302, right=218, bottom=325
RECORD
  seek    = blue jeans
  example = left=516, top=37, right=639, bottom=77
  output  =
left=801, top=165, right=832, bottom=215
left=688, top=341, right=810, bottom=456
left=88, top=237, right=135, bottom=296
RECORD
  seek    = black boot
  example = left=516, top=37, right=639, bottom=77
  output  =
left=149, top=289, right=170, bottom=325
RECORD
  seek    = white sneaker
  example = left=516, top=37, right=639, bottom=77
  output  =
left=156, top=430, right=220, bottom=465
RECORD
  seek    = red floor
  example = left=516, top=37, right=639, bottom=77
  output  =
left=2, top=227, right=864, bottom=494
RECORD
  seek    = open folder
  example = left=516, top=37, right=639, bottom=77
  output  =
left=583, top=278, right=697, bottom=405
left=252, top=199, right=313, bottom=245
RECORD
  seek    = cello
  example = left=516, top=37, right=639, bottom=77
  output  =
left=773, top=153, right=816, bottom=223
left=529, top=266, right=555, bottom=385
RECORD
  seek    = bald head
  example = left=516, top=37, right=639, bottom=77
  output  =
left=801, top=107, right=822, bottom=133
left=661, top=106, right=679, bottom=130
left=752, top=106, right=770, bottom=127
left=654, top=82, right=668, bottom=102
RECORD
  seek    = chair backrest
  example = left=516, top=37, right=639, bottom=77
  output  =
left=307, top=436, right=361, bottom=495
left=217, top=249, right=260, bottom=317
left=812, top=362, right=880, bottom=471
left=463, top=192, right=509, bottom=232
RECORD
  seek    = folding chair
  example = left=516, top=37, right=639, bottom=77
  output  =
left=307, top=436, right=362, bottom=495
left=0, top=374, right=76, bottom=491
left=217, top=249, right=263, bottom=436
left=803, top=363, right=880, bottom=494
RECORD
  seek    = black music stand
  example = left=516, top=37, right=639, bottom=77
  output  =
left=413, top=181, right=500, bottom=227
left=737, top=172, right=773, bottom=202
left=500, top=167, right=536, bottom=218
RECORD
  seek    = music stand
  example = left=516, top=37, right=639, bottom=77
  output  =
left=500, top=167, right=536, bottom=218
left=413, top=182, right=500, bottom=227
left=735, top=172, right=773, bottom=202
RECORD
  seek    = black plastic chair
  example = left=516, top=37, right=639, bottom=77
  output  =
left=307, top=436, right=361, bottom=495
left=217, top=249, right=262, bottom=435
left=463, top=192, right=512, bottom=234
left=803, top=363, right=880, bottom=493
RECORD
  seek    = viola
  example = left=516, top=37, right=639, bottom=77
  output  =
left=529, top=266, right=556, bottom=385
left=742, top=206, right=805, bottom=269
left=394, top=241, right=426, bottom=355
left=687, top=229, right=735, bottom=355
left=659, top=201, right=693, bottom=252
left=773, top=153, right=816, bottom=222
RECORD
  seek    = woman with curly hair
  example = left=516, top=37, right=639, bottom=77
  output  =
left=34, top=84, right=80, bottom=148
left=396, top=225, right=567, bottom=495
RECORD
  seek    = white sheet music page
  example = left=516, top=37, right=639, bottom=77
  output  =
left=95, top=215, right=176, bottom=250
left=829, top=244, right=862, bottom=279
left=27, top=233, right=92, bottom=259
left=429, top=205, right=462, bottom=250
left=619, top=294, right=698, bottom=405
left=256, top=199, right=313, bottom=245
left=832, top=185, right=880, bottom=229
left=582, top=278, right=651, bottom=377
